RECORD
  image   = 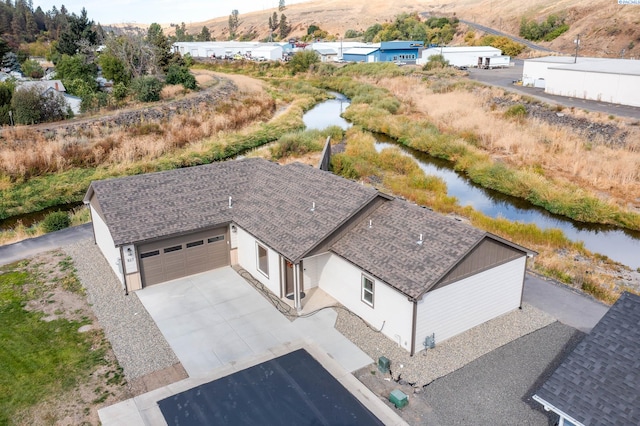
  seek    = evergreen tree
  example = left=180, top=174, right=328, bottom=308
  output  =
left=279, top=0, right=285, bottom=12
left=228, top=9, right=239, bottom=38
left=279, top=14, right=290, bottom=39
left=56, top=8, right=97, bottom=56
left=197, top=26, right=211, bottom=42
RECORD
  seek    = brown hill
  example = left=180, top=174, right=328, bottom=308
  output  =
left=177, top=0, right=640, bottom=58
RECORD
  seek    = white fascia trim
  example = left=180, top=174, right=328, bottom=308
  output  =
left=532, top=394, right=585, bottom=426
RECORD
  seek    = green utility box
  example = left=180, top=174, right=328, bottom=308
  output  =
left=378, top=356, right=390, bottom=374
left=389, top=389, right=408, bottom=409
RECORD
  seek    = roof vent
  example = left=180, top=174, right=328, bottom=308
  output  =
left=417, top=233, right=423, bottom=245
left=310, top=202, right=316, bottom=212
left=228, top=196, right=232, bottom=209
left=368, top=219, right=373, bottom=229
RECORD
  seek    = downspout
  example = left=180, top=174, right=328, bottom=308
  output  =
left=410, top=299, right=417, bottom=356
left=520, top=255, right=531, bottom=309
left=119, top=246, right=129, bottom=296
left=293, top=262, right=301, bottom=312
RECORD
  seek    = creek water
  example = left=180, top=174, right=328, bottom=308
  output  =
left=302, top=93, right=640, bottom=270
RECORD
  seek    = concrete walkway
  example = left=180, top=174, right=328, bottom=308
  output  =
left=99, top=267, right=377, bottom=425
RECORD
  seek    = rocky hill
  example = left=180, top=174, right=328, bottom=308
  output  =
left=176, top=0, right=640, bottom=58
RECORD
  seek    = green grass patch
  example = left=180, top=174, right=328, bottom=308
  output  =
left=0, top=265, right=105, bottom=424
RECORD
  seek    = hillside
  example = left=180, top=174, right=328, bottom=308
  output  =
left=177, top=0, right=640, bottom=57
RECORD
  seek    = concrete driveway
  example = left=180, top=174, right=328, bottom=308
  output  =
left=136, top=267, right=372, bottom=378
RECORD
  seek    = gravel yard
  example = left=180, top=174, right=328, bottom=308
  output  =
left=64, top=239, right=180, bottom=382
left=336, top=303, right=556, bottom=387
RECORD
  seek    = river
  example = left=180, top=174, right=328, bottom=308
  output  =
left=304, top=93, right=640, bottom=270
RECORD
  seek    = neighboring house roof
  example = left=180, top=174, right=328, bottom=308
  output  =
left=85, top=158, right=531, bottom=297
left=314, top=49, right=338, bottom=56
left=343, top=47, right=379, bottom=56
left=332, top=199, right=486, bottom=300
left=534, top=292, right=640, bottom=425
left=17, top=79, right=66, bottom=92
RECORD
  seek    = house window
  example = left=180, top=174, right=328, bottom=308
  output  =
left=361, top=275, right=374, bottom=307
left=208, top=235, right=224, bottom=243
left=186, top=240, right=204, bottom=248
left=163, top=245, right=182, bottom=253
left=140, top=250, right=159, bottom=258
left=257, top=243, right=269, bottom=277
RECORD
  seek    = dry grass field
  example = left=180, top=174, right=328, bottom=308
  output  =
left=370, top=75, right=640, bottom=211
left=177, top=0, right=640, bottom=58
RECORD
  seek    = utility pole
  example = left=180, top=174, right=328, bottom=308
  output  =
left=574, top=34, right=580, bottom=63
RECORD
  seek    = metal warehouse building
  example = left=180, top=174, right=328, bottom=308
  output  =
left=523, top=56, right=640, bottom=107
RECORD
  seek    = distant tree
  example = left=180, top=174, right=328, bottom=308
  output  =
left=21, top=58, right=44, bottom=78
left=56, top=8, right=98, bottom=56
left=278, top=14, right=290, bottom=39
left=279, top=0, right=286, bottom=12
left=479, top=35, right=525, bottom=56
left=165, top=64, right=197, bottom=90
left=11, top=86, right=69, bottom=124
left=423, top=54, right=449, bottom=70
left=269, top=12, right=279, bottom=32
left=362, top=23, right=382, bottom=42
left=288, top=50, right=318, bottom=74
left=2, top=51, right=21, bottom=72
left=54, top=54, right=98, bottom=95
left=146, top=23, right=176, bottom=72
left=104, top=32, right=156, bottom=79
left=98, top=52, right=130, bottom=85
left=307, top=25, right=320, bottom=36
left=228, top=9, right=239, bottom=39
left=344, top=29, right=362, bottom=39
left=197, top=26, right=211, bottom=42
left=131, top=75, right=164, bottom=102
left=0, top=80, right=14, bottom=125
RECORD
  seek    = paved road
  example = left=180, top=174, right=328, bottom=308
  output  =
left=468, top=60, right=640, bottom=119
left=457, top=19, right=555, bottom=53
left=0, top=223, right=93, bottom=266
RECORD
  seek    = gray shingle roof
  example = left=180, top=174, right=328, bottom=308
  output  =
left=87, top=158, right=378, bottom=262
left=331, top=199, right=486, bottom=300
left=535, top=292, right=640, bottom=426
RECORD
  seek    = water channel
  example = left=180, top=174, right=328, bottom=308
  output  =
left=304, top=92, right=640, bottom=270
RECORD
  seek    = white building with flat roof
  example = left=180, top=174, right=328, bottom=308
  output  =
left=523, top=56, right=640, bottom=107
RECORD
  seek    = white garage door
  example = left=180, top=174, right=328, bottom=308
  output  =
left=139, top=227, right=229, bottom=286
left=414, top=257, right=525, bottom=349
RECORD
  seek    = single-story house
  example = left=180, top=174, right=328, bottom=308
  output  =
left=313, top=48, right=339, bottom=63
left=378, top=41, right=424, bottom=63
left=16, top=80, right=81, bottom=115
left=84, top=158, right=534, bottom=355
left=533, top=292, right=640, bottom=425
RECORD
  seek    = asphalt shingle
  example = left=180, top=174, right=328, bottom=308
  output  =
left=331, top=199, right=486, bottom=299
left=534, top=292, right=640, bottom=425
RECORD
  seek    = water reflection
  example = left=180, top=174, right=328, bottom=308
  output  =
left=303, top=92, right=352, bottom=131
left=374, top=138, right=640, bottom=269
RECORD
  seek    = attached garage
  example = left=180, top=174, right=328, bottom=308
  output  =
left=139, top=227, right=230, bottom=286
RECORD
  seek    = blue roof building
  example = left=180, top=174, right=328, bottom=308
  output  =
left=379, top=41, right=424, bottom=63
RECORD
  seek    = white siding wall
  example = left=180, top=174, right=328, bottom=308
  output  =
left=91, top=205, right=123, bottom=284
left=236, top=226, right=281, bottom=296
left=318, top=254, right=414, bottom=352
left=302, top=253, right=326, bottom=290
left=415, top=257, right=525, bottom=350
left=546, top=69, right=640, bottom=107
left=522, top=60, right=553, bottom=86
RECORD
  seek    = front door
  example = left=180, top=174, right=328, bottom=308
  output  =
left=285, top=261, right=294, bottom=297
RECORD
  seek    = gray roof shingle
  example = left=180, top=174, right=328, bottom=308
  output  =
left=87, top=158, right=378, bottom=262
left=331, top=199, right=486, bottom=300
left=535, top=292, right=640, bottom=425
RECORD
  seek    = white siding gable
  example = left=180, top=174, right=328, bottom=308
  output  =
left=415, top=257, right=525, bottom=349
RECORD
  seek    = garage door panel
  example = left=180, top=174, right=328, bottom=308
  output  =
left=139, top=227, right=229, bottom=287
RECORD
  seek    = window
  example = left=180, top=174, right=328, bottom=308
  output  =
left=140, top=250, right=159, bottom=258
left=361, top=275, right=374, bottom=307
left=208, top=235, right=224, bottom=243
left=257, top=243, right=269, bottom=277
left=186, top=240, right=204, bottom=248
left=164, top=245, right=182, bottom=253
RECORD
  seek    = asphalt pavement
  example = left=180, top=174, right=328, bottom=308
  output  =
left=0, top=223, right=93, bottom=266
left=467, top=61, right=640, bottom=119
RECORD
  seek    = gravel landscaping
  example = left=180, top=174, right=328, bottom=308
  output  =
left=64, top=239, right=179, bottom=381
left=335, top=303, right=556, bottom=387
